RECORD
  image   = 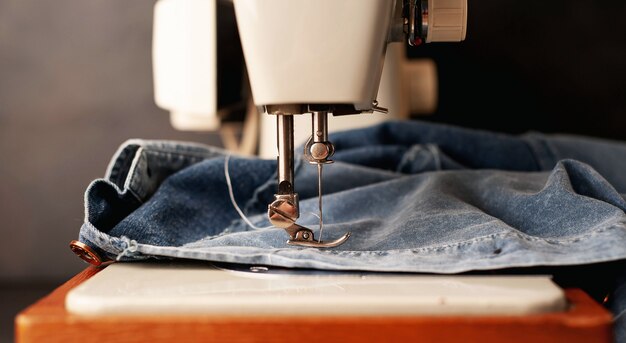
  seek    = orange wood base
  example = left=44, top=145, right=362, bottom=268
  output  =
left=16, top=266, right=613, bottom=343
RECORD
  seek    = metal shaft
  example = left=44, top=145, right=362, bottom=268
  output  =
left=312, top=111, right=328, bottom=143
left=317, top=163, right=324, bottom=242
left=310, top=111, right=331, bottom=243
left=276, top=114, right=294, bottom=195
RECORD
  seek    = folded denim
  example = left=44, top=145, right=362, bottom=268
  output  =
left=78, top=120, right=626, bottom=274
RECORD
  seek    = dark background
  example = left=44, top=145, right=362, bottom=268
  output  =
left=1, top=0, right=625, bottom=341
left=410, top=0, right=626, bottom=140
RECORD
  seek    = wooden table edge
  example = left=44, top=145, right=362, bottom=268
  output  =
left=15, top=265, right=615, bottom=343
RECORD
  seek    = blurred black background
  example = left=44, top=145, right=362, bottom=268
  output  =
left=409, top=0, right=626, bottom=139
left=0, top=0, right=625, bottom=341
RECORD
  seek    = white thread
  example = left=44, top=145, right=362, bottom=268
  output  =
left=225, top=155, right=272, bottom=230
left=116, top=236, right=138, bottom=261
left=307, top=211, right=321, bottom=222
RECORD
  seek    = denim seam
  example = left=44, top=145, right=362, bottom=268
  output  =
left=139, top=148, right=223, bottom=160
left=82, top=179, right=140, bottom=222
left=132, top=245, right=366, bottom=270
left=123, top=147, right=145, bottom=197
left=106, top=139, right=228, bottom=181
left=105, top=139, right=218, bottom=179
left=105, top=140, right=143, bottom=180
left=82, top=220, right=122, bottom=253
left=316, top=220, right=626, bottom=255
left=84, top=219, right=626, bottom=257
left=126, top=139, right=227, bottom=158
left=123, top=223, right=626, bottom=268
left=81, top=178, right=143, bottom=239
left=107, top=149, right=127, bottom=184
left=123, top=148, right=220, bottom=202
left=109, top=147, right=139, bottom=187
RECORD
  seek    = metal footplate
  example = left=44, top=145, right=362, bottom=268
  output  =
left=285, top=223, right=351, bottom=248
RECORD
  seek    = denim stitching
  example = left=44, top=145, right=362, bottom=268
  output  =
left=82, top=219, right=626, bottom=256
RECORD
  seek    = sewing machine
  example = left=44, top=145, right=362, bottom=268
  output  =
left=154, top=0, right=467, bottom=247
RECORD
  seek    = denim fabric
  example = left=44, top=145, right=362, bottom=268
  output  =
left=78, top=120, right=626, bottom=339
left=79, top=120, right=626, bottom=271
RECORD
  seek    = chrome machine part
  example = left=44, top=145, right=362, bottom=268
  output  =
left=268, top=114, right=299, bottom=229
left=304, top=111, right=335, bottom=164
left=275, top=114, right=295, bottom=195
left=303, top=112, right=336, bottom=243
left=268, top=194, right=299, bottom=229
left=266, top=110, right=350, bottom=248
left=403, top=0, right=468, bottom=45
left=388, top=0, right=429, bottom=46
left=406, top=0, right=429, bottom=46
left=371, top=100, right=389, bottom=114
left=285, top=223, right=351, bottom=248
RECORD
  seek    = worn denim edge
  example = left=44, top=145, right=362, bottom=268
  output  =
left=136, top=220, right=626, bottom=273
left=105, top=139, right=143, bottom=180
left=79, top=213, right=626, bottom=273
left=105, top=138, right=231, bottom=179
left=79, top=178, right=140, bottom=251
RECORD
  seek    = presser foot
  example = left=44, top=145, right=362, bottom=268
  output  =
left=268, top=200, right=350, bottom=248
left=286, top=223, right=351, bottom=248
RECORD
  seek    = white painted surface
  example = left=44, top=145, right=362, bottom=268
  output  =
left=258, top=44, right=407, bottom=158
left=152, top=0, right=219, bottom=130
left=233, top=0, right=393, bottom=109
left=66, top=263, right=567, bottom=316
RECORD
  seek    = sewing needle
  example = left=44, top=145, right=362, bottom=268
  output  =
left=317, top=163, right=324, bottom=242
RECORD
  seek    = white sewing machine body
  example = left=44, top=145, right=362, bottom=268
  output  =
left=235, top=0, right=464, bottom=109
left=153, top=0, right=464, bottom=154
left=234, top=0, right=393, bottom=110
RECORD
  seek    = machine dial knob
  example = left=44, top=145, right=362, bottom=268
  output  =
left=425, top=0, right=467, bottom=43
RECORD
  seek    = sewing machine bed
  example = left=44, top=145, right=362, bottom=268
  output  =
left=64, top=261, right=568, bottom=316
left=16, top=262, right=614, bottom=343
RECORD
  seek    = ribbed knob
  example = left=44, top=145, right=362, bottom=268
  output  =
left=426, top=0, right=467, bottom=43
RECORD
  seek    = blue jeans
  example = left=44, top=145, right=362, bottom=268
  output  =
left=77, top=121, right=626, bottom=341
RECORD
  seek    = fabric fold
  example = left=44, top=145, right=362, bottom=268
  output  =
left=75, top=121, right=626, bottom=274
